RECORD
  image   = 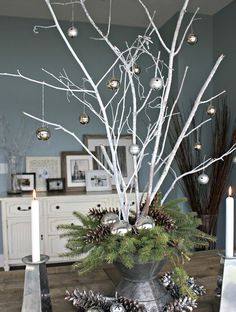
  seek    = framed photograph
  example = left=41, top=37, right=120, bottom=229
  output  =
left=85, top=170, right=112, bottom=192
left=61, top=151, right=93, bottom=192
left=84, top=135, right=134, bottom=187
left=26, top=156, right=61, bottom=191
left=46, top=178, right=65, bottom=192
left=15, top=173, right=36, bottom=192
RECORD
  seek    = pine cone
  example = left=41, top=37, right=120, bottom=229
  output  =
left=148, top=208, right=177, bottom=233
left=118, top=296, right=147, bottom=312
left=83, top=225, right=111, bottom=244
left=163, top=296, right=198, bottom=312
left=89, top=207, right=119, bottom=221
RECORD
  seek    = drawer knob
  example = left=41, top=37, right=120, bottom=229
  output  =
left=56, top=205, right=60, bottom=209
left=17, top=206, right=31, bottom=211
left=71, top=223, right=74, bottom=226
left=97, top=204, right=101, bottom=208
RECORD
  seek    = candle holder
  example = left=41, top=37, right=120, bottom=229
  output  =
left=21, top=254, right=53, bottom=312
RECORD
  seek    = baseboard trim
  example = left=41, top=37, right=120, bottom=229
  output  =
left=0, top=254, right=4, bottom=267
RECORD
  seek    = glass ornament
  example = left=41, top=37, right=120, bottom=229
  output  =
left=197, top=173, right=209, bottom=185
left=110, top=303, right=125, bottom=312
left=128, top=144, right=140, bottom=156
left=149, top=77, right=163, bottom=91
left=36, top=127, right=51, bottom=141
left=107, top=79, right=120, bottom=90
left=67, top=26, right=78, bottom=38
left=207, top=104, right=216, bottom=116
left=131, top=63, right=141, bottom=75
left=111, top=220, right=132, bottom=236
left=193, top=142, right=202, bottom=151
left=101, top=212, right=119, bottom=226
left=186, top=32, right=198, bottom=45
left=86, top=307, right=104, bottom=312
left=79, top=113, right=90, bottom=125
left=233, top=156, right=236, bottom=164
left=135, top=215, right=155, bottom=230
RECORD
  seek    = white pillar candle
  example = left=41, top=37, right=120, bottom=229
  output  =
left=31, top=189, right=40, bottom=262
left=226, top=186, right=234, bottom=258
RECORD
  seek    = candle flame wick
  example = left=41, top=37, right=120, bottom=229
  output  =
left=33, top=189, right=37, bottom=200
left=228, top=186, right=232, bottom=197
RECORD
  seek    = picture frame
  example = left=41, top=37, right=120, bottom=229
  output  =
left=46, top=178, right=65, bottom=192
left=85, top=170, right=112, bottom=192
left=26, top=156, right=61, bottom=191
left=84, top=134, right=134, bottom=187
left=15, top=173, right=36, bottom=192
left=61, top=151, right=93, bottom=192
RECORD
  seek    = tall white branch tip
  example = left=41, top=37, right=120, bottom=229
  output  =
left=0, top=0, right=232, bottom=219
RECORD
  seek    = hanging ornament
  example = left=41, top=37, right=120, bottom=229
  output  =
left=186, top=32, right=198, bottom=45
left=107, top=78, right=120, bottom=90
left=67, top=2, right=78, bottom=38
left=131, top=63, right=141, bottom=75
left=36, top=83, right=51, bottom=141
left=111, top=220, right=132, bottom=235
left=193, top=142, right=202, bottom=151
left=110, top=303, right=125, bottom=312
left=86, top=307, right=104, bottom=312
left=135, top=215, right=155, bottom=230
left=101, top=212, right=119, bottom=226
left=79, top=113, right=90, bottom=125
left=197, top=173, right=209, bottom=185
left=149, top=77, right=163, bottom=91
left=207, top=104, right=216, bottom=116
left=233, top=156, right=236, bottom=164
left=128, top=144, right=140, bottom=156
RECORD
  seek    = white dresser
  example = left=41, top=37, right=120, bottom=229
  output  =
left=0, top=192, right=135, bottom=271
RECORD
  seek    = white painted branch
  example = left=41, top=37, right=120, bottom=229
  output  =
left=100, top=145, right=114, bottom=172
left=200, top=90, right=226, bottom=104
left=184, top=118, right=212, bottom=138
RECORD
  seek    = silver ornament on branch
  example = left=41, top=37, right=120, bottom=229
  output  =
left=36, top=126, right=51, bottom=141
left=207, top=104, right=216, bottom=116
left=128, top=144, right=140, bottom=156
left=233, top=156, right=236, bottom=164
left=67, top=26, right=78, bottom=38
left=110, top=303, right=125, bottom=312
left=101, top=212, right=119, bottom=226
left=193, top=142, right=202, bottom=151
left=107, top=78, right=120, bottom=90
left=197, top=173, right=209, bottom=185
left=79, top=113, right=90, bottom=125
left=186, top=32, right=198, bottom=45
left=131, top=63, right=141, bottom=75
left=86, top=307, right=104, bottom=312
left=149, top=77, right=163, bottom=91
left=111, top=220, right=132, bottom=235
left=135, top=215, right=155, bottom=230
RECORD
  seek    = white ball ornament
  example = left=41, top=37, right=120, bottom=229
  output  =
left=207, top=104, right=216, bottom=116
left=79, top=113, right=90, bottom=125
left=36, top=127, right=51, bottom=141
left=110, top=303, right=125, bottom=312
left=107, top=78, right=120, bottom=90
left=111, top=220, right=132, bottom=236
left=193, top=142, right=202, bottom=151
left=67, top=26, right=78, bottom=38
left=101, top=213, right=119, bottom=226
left=131, top=63, right=141, bottom=75
left=197, top=173, right=209, bottom=185
left=149, top=77, right=163, bottom=91
left=233, top=156, right=236, bottom=164
left=186, top=32, right=198, bottom=45
left=128, top=144, right=140, bottom=156
left=135, top=215, right=155, bottom=230
left=86, top=307, right=104, bottom=312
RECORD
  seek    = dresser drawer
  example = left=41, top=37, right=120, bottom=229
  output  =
left=6, top=201, right=35, bottom=217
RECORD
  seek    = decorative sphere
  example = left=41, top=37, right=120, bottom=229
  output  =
left=67, top=26, right=78, bottom=38
left=149, top=77, right=163, bottom=91
left=135, top=215, right=155, bottom=230
left=86, top=307, right=104, bottom=312
left=233, top=156, right=236, bottom=164
left=131, top=63, right=141, bottom=75
left=207, top=104, right=216, bottom=116
left=79, top=113, right=90, bottom=125
left=186, top=32, right=198, bottom=45
left=197, top=173, right=209, bottom=185
left=36, top=127, right=51, bottom=141
left=111, top=220, right=132, bottom=236
left=128, top=144, right=140, bottom=156
left=107, top=78, right=120, bottom=90
left=101, top=213, right=119, bottom=226
left=193, top=142, right=202, bottom=151
left=110, top=303, right=125, bottom=312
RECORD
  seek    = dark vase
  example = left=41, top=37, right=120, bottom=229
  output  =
left=114, top=259, right=171, bottom=312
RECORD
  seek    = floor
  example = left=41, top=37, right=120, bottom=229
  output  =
left=0, top=250, right=221, bottom=312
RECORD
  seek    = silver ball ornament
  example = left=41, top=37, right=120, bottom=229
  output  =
left=111, top=220, right=132, bottom=236
left=207, top=104, right=216, bottom=116
left=107, top=78, right=120, bottom=90
left=186, top=32, right=198, bottom=45
left=197, top=173, right=209, bottom=185
left=36, top=127, right=51, bottom=141
left=135, top=215, right=155, bottom=230
left=128, top=144, right=140, bottom=156
left=86, top=307, right=104, bottom=312
left=131, top=63, right=141, bottom=75
left=149, top=77, right=163, bottom=91
left=67, top=26, right=78, bottom=38
left=233, top=156, right=236, bottom=164
left=101, top=212, right=119, bottom=226
left=110, top=303, right=125, bottom=312
left=79, top=113, right=90, bottom=125
left=193, top=142, right=202, bottom=151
